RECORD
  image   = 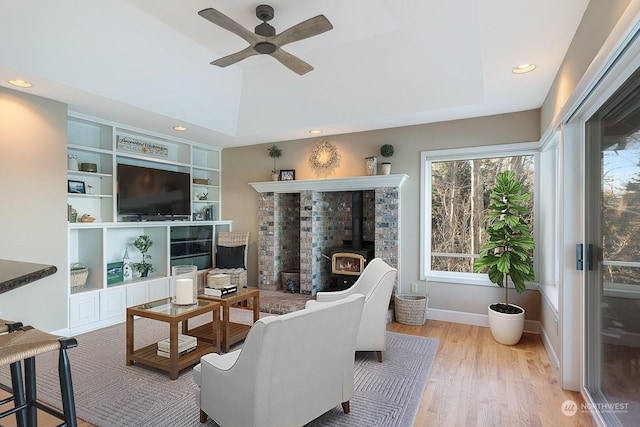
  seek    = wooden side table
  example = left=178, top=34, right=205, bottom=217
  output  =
left=126, top=297, right=220, bottom=380
left=195, top=288, right=260, bottom=352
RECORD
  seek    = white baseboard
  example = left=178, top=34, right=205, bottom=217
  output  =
left=539, top=324, right=561, bottom=373
left=426, top=307, right=488, bottom=326
left=426, top=308, right=540, bottom=334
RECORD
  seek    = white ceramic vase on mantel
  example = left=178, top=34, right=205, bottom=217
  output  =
left=381, top=163, right=391, bottom=175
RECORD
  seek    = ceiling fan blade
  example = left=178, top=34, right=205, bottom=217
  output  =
left=198, top=8, right=261, bottom=45
left=271, top=49, right=314, bottom=75
left=272, top=15, right=333, bottom=47
left=212, top=46, right=258, bottom=68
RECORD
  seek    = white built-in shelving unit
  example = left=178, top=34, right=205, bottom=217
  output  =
left=66, top=113, right=230, bottom=334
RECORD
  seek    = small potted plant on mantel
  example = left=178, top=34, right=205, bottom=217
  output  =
left=132, top=235, right=155, bottom=278
left=267, top=143, right=282, bottom=181
left=380, top=144, right=394, bottom=175
left=473, top=170, right=535, bottom=345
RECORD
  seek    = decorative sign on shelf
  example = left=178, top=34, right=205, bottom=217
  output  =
left=117, top=136, right=169, bottom=159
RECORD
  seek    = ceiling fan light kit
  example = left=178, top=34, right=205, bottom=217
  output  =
left=198, top=4, right=333, bottom=75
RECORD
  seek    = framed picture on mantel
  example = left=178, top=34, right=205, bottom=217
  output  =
left=280, top=169, right=295, bottom=181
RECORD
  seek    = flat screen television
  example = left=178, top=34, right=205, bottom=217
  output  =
left=117, top=163, right=191, bottom=220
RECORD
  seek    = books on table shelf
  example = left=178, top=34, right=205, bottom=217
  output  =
left=157, top=334, right=197, bottom=354
left=156, top=346, right=197, bottom=358
left=203, top=284, right=237, bottom=297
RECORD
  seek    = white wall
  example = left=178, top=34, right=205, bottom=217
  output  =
left=0, top=86, right=68, bottom=331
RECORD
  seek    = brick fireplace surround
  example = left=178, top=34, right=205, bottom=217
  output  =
left=250, top=175, right=407, bottom=295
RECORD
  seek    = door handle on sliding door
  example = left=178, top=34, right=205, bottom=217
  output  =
left=576, top=243, right=594, bottom=271
left=576, top=244, right=584, bottom=271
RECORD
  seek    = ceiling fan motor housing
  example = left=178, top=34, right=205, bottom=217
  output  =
left=255, top=42, right=276, bottom=54
left=254, top=4, right=276, bottom=53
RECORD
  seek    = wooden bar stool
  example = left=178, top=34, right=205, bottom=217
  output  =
left=0, top=319, right=26, bottom=426
left=0, top=325, right=78, bottom=427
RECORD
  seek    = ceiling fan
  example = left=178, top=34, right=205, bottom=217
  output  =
left=198, top=5, right=333, bottom=75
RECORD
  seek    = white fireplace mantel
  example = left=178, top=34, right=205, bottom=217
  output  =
left=249, top=174, right=408, bottom=193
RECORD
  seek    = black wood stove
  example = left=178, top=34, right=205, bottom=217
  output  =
left=327, top=191, right=374, bottom=290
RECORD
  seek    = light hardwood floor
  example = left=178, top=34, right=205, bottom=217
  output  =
left=388, top=320, right=596, bottom=426
left=1, top=319, right=595, bottom=427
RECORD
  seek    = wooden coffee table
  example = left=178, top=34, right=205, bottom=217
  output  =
left=195, top=288, right=260, bottom=352
left=126, top=297, right=220, bottom=380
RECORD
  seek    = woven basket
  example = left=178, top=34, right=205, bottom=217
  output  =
left=207, top=273, right=231, bottom=288
left=70, top=268, right=89, bottom=292
left=395, top=294, right=428, bottom=326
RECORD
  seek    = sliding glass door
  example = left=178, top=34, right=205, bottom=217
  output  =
left=584, top=67, right=640, bottom=426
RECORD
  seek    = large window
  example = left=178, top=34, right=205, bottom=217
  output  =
left=421, top=143, right=538, bottom=284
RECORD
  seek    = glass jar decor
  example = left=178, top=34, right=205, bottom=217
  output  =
left=171, top=265, right=197, bottom=307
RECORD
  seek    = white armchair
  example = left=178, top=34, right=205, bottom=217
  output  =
left=308, top=258, right=397, bottom=362
left=193, top=294, right=365, bottom=427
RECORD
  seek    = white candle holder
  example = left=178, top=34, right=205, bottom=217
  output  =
left=171, top=265, right=197, bottom=307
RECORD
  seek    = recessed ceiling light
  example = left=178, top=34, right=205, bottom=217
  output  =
left=173, top=125, right=188, bottom=131
left=512, top=64, right=536, bottom=74
left=8, top=79, right=33, bottom=88
left=309, top=129, right=323, bottom=134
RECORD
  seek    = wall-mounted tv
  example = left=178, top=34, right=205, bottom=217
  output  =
left=117, top=163, right=191, bottom=220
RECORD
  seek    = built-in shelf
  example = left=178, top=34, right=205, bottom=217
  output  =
left=249, top=174, right=409, bottom=193
left=66, top=113, right=226, bottom=335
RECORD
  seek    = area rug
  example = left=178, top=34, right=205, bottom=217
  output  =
left=0, top=309, right=438, bottom=427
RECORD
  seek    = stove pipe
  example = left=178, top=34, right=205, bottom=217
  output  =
left=351, top=191, right=363, bottom=249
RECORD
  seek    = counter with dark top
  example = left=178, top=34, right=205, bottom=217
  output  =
left=0, top=259, right=58, bottom=294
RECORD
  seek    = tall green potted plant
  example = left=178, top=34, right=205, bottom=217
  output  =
left=132, top=235, right=155, bottom=278
left=473, top=170, right=535, bottom=345
left=267, top=143, right=282, bottom=181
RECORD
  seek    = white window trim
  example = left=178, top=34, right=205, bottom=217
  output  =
left=420, top=141, right=540, bottom=289
left=537, top=130, right=562, bottom=310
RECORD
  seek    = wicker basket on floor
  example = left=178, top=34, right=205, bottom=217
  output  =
left=394, top=294, right=428, bottom=326
left=280, top=270, right=300, bottom=293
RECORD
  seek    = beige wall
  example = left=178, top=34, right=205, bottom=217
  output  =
left=0, top=86, right=68, bottom=331
left=222, top=110, right=542, bottom=319
left=541, top=0, right=632, bottom=134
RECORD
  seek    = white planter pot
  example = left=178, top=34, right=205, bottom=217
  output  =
left=487, top=304, right=525, bottom=345
left=381, top=163, right=391, bottom=175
